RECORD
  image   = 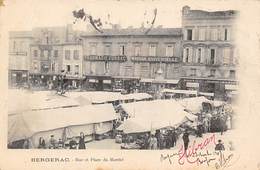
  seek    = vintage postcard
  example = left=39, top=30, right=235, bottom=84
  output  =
left=0, top=0, right=260, bottom=170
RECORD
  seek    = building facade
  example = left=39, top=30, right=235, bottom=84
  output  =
left=180, top=6, right=238, bottom=100
left=8, top=6, right=239, bottom=99
left=9, top=25, right=83, bottom=88
left=9, top=31, right=33, bottom=87
left=81, top=27, right=183, bottom=92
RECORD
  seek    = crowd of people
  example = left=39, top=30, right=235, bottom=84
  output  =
left=19, top=132, right=87, bottom=149
left=120, top=128, right=179, bottom=150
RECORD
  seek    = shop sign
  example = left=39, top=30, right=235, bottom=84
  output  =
left=84, top=55, right=127, bottom=62
left=131, top=56, right=179, bottom=63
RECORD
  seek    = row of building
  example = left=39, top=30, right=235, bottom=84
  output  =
left=8, top=6, right=238, bottom=100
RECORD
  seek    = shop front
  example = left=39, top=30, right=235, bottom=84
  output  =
left=9, top=70, right=29, bottom=88
left=29, top=73, right=58, bottom=89
left=181, top=77, right=238, bottom=100
left=112, top=76, right=140, bottom=94
left=84, top=75, right=113, bottom=91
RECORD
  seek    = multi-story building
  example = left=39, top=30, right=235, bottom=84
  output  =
left=81, top=26, right=182, bottom=92
left=180, top=6, right=238, bottom=100
left=8, top=6, right=239, bottom=99
left=9, top=25, right=83, bottom=88
left=9, top=31, right=33, bottom=87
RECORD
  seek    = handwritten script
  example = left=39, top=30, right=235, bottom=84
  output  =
left=160, top=134, right=238, bottom=169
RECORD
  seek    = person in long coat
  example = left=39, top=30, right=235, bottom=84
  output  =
left=78, top=132, right=86, bottom=149
left=182, top=129, right=190, bottom=151
left=172, top=129, right=177, bottom=147
left=148, top=135, right=158, bottom=150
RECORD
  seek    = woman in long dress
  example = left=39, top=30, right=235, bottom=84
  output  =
left=78, top=132, right=86, bottom=149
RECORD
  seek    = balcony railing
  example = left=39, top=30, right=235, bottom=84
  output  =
left=131, top=56, right=179, bottom=63
left=84, top=55, right=127, bottom=62
left=9, top=51, right=27, bottom=56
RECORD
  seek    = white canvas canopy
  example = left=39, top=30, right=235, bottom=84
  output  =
left=178, top=97, right=226, bottom=113
left=8, top=104, right=117, bottom=144
left=118, top=100, right=197, bottom=133
left=8, top=90, right=80, bottom=114
left=120, top=93, right=152, bottom=101
left=161, top=89, right=198, bottom=95
left=67, top=91, right=152, bottom=104
left=178, top=96, right=212, bottom=113
left=67, top=91, right=122, bottom=104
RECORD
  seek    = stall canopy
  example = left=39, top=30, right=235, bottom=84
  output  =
left=8, top=104, right=117, bottom=143
left=67, top=92, right=152, bottom=104
left=178, top=96, right=212, bottom=113
left=8, top=90, right=80, bottom=114
left=120, top=93, right=152, bottom=101
left=178, top=97, right=226, bottom=113
left=118, top=100, right=197, bottom=133
left=67, top=91, right=122, bottom=104
left=198, top=92, right=214, bottom=97
left=161, top=89, right=198, bottom=95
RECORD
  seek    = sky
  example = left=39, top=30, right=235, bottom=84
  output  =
left=0, top=0, right=241, bottom=31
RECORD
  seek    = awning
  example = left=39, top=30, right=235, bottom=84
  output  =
left=187, top=82, right=199, bottom=88
left=170, top=89, right=197, bottom=95
left=103, top=80, right=111, bottom=84
left=198, top=92, right=214, bottom=97
left=140, top=79, right=154, bottom=83
left=225, top=84, right=238, bottom=90
left=89, top=79, right=96, bottom=83
left=166, top=79, right=179, bottom=84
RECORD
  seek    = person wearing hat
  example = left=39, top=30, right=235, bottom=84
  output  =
left=215, top=139, right=225, bottom=151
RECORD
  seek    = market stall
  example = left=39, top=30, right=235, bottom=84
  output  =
left=8, top=104, right=117, bottom=148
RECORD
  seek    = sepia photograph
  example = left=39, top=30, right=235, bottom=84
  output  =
left=7, top=3, right=238, bottom=151
left=1, top=0, right=260, bottom=170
